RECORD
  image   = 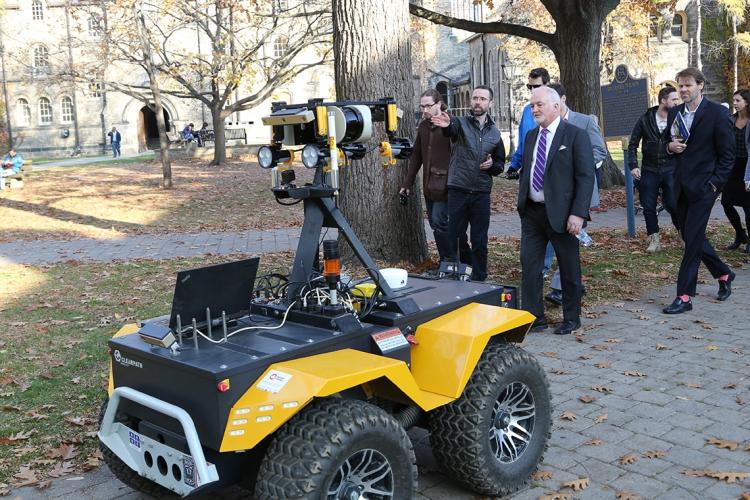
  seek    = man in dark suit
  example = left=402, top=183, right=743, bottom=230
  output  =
left=662, top=67, right=736, bottom=314
left=517, top=87, right=595, bottom=335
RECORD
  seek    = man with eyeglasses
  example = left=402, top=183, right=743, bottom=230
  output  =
left=431, top=85, right=506, bottom=281
left=507, top=68, right=550, bottom=177
left=401, top=89, right=469, bottom=263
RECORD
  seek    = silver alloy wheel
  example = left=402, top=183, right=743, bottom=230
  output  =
left=489, top=381, right=536, bottom=464
left=327, top=448, right=394, bottom=499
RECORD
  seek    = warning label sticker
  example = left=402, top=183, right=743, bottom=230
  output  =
left=256, top=369, right=293, bottom=394
left=372, top=329, right=409, bottom=352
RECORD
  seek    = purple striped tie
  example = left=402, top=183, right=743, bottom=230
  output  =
left=532, top=128, right=549, bottom=193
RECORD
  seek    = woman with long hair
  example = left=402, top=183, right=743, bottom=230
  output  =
left=722, top=89, right=750, bottom=253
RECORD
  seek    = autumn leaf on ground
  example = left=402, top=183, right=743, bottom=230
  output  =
left=0, top=483, right=10, bottom=496
left=579, top=395, right=597, bottom=403
left=682, top=469, right=708, bottom=477
left=35, top=479, right=52, bottom=490
left=578, top=355, right=592, bottom=360
left=616, top=492, right=643, bottom=500
left=538, top=492, right=572, bottom=500
left=551, top=368, right=572, bottom=375
left=723, top=383, right=738, bottom=389
left=591, top=385, right=614, bottom=393
left=584, top=439, right=603, bottom=446
left=705, top=471, right=749, bottom=484
left=25, top=410, right=48, bottom=421
left=2, top=404, right=21, bottom=412
left=637, top=315, right=651, bottom=321
left=737, top=395, right=746, bottom=406
left=65, top=416, right=86, bottom=427
left=595, top=362, right=611, bottom=369
left=47, top=461, right=75, bottom=478
left=606, top=338, right=623, bottom=344
left=48, top=443, right=77, bottom=460
left=682, top=382, right=703, bottom=389
left=706, top=345, right=719, bottom=351
left=540, top=352, right=560, bottom=359
left=730, top=348, right=744, bottom=355
left=592, top=344, right=612, bottom=352
left=705, top=437, right=738, bottom=451
left=624, top=371, right=646, bottom=377
left=655, top=344, right=668, bottom=350
left=593, top=413, right=608, bottom=424
left=643, top=449, right=669, bottom=459
left=12, top=466, right=38, bottom=488
left=691, top=334, right=704, bottom=339
left=562, top=477, right=589, bottom=491
left=560, top=411, right=577, bottom=421
left=620, top=454, right=638, bottom=465
left=0, top=430, right=34, bottom=444
left=532, top=470, right=553, bottom=481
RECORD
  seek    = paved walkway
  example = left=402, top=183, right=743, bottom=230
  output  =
left=10, top=267, right=750, bottom=499
left=32, top=152, right=155, bottom=171
left=0, top=204, right=728, bottom=266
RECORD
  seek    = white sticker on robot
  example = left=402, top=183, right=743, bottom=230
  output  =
left=256, top=369, right=293, bottom=394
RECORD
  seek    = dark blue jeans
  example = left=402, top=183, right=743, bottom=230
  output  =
left=111, top=142, right=121, bottom=157
left=426, top=199, right=452, bottom=262
left=446, top=189, right=490, bottom=281
left=639, top=168, right=678, bottom=235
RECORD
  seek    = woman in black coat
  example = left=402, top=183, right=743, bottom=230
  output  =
left=723, top=89, right=750, bottom=253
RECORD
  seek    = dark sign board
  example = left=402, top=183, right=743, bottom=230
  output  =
left=601, top=65, right=649, bottom=139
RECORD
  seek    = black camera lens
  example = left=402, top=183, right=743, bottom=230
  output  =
left=399, top=193, right=408, bottom=206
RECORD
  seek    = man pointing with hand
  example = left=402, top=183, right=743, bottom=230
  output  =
left=431, top=85, right=505, bottom=282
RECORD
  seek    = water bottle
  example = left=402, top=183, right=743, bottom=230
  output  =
left=576, top=229, right=593, bottom=247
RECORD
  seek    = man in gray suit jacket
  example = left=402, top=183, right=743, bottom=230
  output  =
left=518, top=87, right=596, bottom=335
left=544, top=82, right=607, bottom=306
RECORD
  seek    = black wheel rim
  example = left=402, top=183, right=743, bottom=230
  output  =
left=489, top=381, right=535, bottom=464
left=327, top=448, right=394, bottom=500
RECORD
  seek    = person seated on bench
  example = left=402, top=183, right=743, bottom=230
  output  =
left=1, top=149, right=23, bottom=191
left=182, top=123, right=203, bottom=147
left=198, top=122, right=210, bottom=145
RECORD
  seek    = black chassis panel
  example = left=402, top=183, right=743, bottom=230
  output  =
left=109, top=277, right=519, bottom=452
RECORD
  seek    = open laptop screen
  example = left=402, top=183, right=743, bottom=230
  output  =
left=169, top=257, right=259, bottom=330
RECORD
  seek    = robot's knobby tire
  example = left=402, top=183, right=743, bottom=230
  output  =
left=428, top=342, right=552, bottom=497
left=97, top=398, right=176, bottom=498
left=254, top=398, right=417, bottom=500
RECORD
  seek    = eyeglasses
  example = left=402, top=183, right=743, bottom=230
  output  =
left=526, top=84, right=543, bottom=90
left=419, top=102, right=437, bottom=109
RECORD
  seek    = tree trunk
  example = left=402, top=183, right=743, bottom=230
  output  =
left=554, top=10, right=624, bottom=188
left=211, top=109, right=227, bottom=166
left=333, top=0, right=427, bottom=264
left=135, top=4, right=171, bottom=188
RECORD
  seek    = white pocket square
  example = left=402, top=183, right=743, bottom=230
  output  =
left=558, top=145, right=567, bottom=151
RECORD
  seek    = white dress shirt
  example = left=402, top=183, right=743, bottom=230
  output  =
left=682, top=95, right=703, bottom=131
left=529, top=116, right=561, bottom=202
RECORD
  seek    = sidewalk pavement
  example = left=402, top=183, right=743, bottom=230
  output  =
left=0, top=203, right=726, bottom=267
left=9, top=266, right=750, bottom=499
left=32, top=152, right=155, bottom=171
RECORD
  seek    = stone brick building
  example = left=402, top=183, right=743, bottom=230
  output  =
left=0, top=1, right=334, bottom=157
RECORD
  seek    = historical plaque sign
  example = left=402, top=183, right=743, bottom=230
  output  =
left=601, top=64, right=649, bottom=139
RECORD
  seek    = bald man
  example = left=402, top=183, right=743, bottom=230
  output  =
left=517, top=87, right=596, bottom=335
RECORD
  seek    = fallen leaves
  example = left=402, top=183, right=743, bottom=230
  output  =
left=583, top=439, right=603, bottom=446
left=682, top=382, right=703, bottom=389
left=0, top=430, right=34, bottom=445
left=560, top=411, right=577, bottom=421
left=682, top=470, right=749, bottom=484
left=562, top=477, right=589, bottom=491
left=616, top=492, right=643, bottom=500
left=642, top=449, right=669, bottom=459
left=578, top=395, right=597, bottom=403
left=551, top=368, right=572, bottom=375
left=624, top=371, right=647, bottom=378
left=591, top=385, right=614, bottom=394
left=706, top=437, right=738, bottom=451
left=593, top=413, right=608, bottom=424
left=532, top=470, right=554, bottom=481
left=540, top=352, right=560, bottom=359
left=48, top=443, right=77, bottom=461
left=655, top=344, right=668, bottom=350
left=591, top=344, right=612, bottom=352
left=595, top=362, right=611, bottom=369
left=619, top=454, right=638, bottom=465
left=538, top=492, right=572, bottom=500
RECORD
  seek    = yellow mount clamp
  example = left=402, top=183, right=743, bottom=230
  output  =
left=379, top=141, right=396, bottom=167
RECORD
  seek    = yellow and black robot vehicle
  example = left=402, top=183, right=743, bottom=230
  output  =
left=98, top=96, right=552, bottom=499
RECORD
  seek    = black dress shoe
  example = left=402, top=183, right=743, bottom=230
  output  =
left=530, top=317, right=548, bottom=331
left=726, top=233, right=749, bottom=250
left=717, top=271, right=736, bottom=301
left=553, top=319, right=581, bottom=335
left=545, top=289, right=563, bottom=306
left=663, top=297, right=692, bottom=314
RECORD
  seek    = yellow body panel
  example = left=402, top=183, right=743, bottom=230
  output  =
left=107, top=323, right=140, bottom=396
left=410, top=303, right=535, bottom=398
left=219, top=349, right=453, bottom=452
left=386, top=103, right=398, bottom=132
left=316, top=106, right=328, bottom=136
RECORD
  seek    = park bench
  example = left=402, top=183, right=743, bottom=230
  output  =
left=203, top=127, right=248, bottom=147
left=2, top=159, right=32, bottom=189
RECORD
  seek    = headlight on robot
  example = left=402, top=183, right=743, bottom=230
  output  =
left=301, top=144, right=324, bottom=169
left=257, top=146, right=291, bottom=169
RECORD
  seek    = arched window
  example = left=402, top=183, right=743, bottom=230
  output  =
left=274, top=36, right=289, bottom=58
left=39, top=97, right=52, bottom=124
left=32, top=0, right=44, bottom=21
left=16, top=98, right=31, bottom=126
left=672, top=12, right=686, bottom=39
left=33, top=45, right=49, bottom=73
left=61, top=96, right=74, bottom=123
left=88, top=15, right=102, bottom=37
